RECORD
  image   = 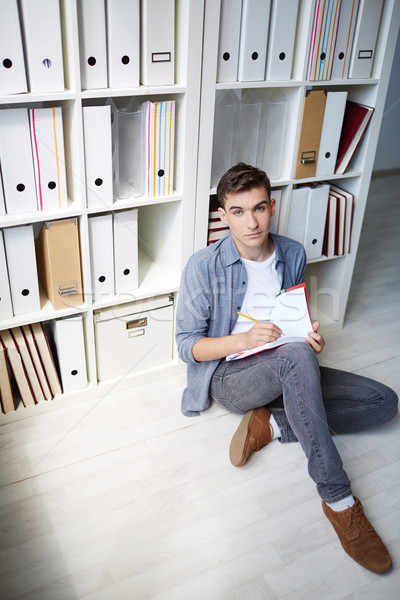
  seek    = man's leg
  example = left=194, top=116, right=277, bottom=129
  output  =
left=269, top=366, right=398, bottom=439
left=211, top=342, right=352, bottom=503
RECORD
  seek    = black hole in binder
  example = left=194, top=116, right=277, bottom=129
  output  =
left=312, top=239, right=318, bottom=246
left=158, top=169, right=165, bottom=178
left=3, top=58, right=12, bottom=69
left=99, top=276, right=106, bottom=283
left=121, top=55, right=130, bottom=65
left=42, top=58, right=52, bottom=69
left=95, top=178, right=103, bottom=186
left=320, top=52, right=326, bottom=61
left=251, top=52, right=258, bottom=61
left=325, top=152, right=331, bottom=159
left=223, top=52, right=230, bottom=61
left=21, top=289, right=30, bottom=296
left=71, top=369, right=78, bottom=376
left=48, top=181, right=56, bottom=190
left=16, top=183, right=25, bottom=192
left=123, top=268, right=130, bottom=276
left=88, top=56, right=96, bottom=66
left=339, top=52, right=345, bottom=60
left=279, top=52, right=286, bottom=61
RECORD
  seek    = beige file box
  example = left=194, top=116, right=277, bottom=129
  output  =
left=94, top=294, right=174, bottom=381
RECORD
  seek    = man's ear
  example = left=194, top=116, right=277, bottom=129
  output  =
left=270, top=197, right=276, bottom=217
left=218, top=206, right=228, bottom=225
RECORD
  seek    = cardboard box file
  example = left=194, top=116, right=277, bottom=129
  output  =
left=94, top=294, right=174, bottom=381
left=36, top=218, right=83, bottom=310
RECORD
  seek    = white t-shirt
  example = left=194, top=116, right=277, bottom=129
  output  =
left=231, top=252, right=281, bottom=335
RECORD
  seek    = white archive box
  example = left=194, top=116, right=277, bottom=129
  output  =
left=94, top=294, right=175, bottom=381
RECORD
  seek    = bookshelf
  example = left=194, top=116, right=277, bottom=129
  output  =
left=0, top=0, right=204, bottom=419
left=195, top=0, right=400, bottom=333
left=1, top=0, right=399, bottom=420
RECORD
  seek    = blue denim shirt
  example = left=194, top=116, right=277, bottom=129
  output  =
left=175, top=233, right=306, bottom=416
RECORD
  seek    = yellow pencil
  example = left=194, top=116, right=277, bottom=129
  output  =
left=237, top=311, right=258, bottom=323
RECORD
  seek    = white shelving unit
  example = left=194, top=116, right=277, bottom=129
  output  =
left=0, top=0, right=204, bottom=420
left=195, top=0, right=400, bottom=332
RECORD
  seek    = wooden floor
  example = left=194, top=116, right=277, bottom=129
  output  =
left=0, top=174, right=399, bottom=599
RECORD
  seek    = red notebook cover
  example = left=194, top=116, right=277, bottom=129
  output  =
left=335, top=101, right=374, bottom=174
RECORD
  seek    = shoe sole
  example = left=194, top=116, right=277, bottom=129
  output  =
left=229, top=410, right=255, bottom=467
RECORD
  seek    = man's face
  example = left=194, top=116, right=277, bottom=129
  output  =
left=218, top=186, right=275, bottom=259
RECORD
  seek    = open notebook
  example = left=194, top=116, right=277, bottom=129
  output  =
left=226, top=283, right=313, bottom=361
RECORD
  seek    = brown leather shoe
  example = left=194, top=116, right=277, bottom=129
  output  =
left=322, top=497, right=392, bottom=573
left=229, top=407, right=273, bottom=467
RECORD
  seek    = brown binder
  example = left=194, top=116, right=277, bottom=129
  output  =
left=0, top=329, right=35, bottom=407
left=36, top=218, right=83, bottom=310
left=294, top=89, right=326, bottom=179
left=0, top=338, right=15, bottom=413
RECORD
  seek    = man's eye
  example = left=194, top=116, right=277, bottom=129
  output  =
left=255, top=206, right=265, bottom=212
left=233, top=210, right=242, bottom=216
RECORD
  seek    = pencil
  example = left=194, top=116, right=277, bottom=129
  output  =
left=237, top=311, right=258, bottom=323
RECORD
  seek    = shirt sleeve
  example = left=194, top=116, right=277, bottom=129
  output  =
left=175, top=257, right=212, bottom=365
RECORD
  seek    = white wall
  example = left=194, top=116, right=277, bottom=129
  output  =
left=373, top=30, right=400, bottom=172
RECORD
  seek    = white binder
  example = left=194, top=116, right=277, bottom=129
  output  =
left=265, top=0, right=298, bottom=81
left=77, top=0, right=108, bottom=90
left=0, top=230, right=13, bottom=320
left=144, top=100, right=175, bottom=197
left=113, top=209, right=139, bottom=294
left=107, top=0, right=140, bottom=88
left=304, top=184, right=330, bottom=260
left=316, top=91, right=348, bottom=176
left=29, top=107, right=68, bottom=212
left=141, top=0, right=175, bottom=86
left=238, top=0, right=271, bottom=82
left=50, top=315, right=88, bottom=393
left=348, top=0, right=383, bottom=79
left=0, top=0, right=28, bottom=95
left=286, top=187, right=309, bottom=245
left=82, top=105, right=113, bottom=209
left=216, top=0, right=242, bottom=83
left=88, top=213, right=115, bottom=301
left=331, top=0, right=360, bottom=80
left=19, top=0, right=65, bottom=93
left=0, top=108, right=38, bottom=215
left=3, top=225, right=41, bottom=316
left=307, top=0, right=341, bottom=81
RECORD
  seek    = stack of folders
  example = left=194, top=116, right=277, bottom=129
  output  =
left=0, top=107, right=68, bottom=215
left=307, top=0, right=384, bottom=82
left=0, top=322, right=62, bottom=413
left=294, top=90, right=374, bottom=179
left=217, top=0, right=300, bottom=83
left=287, top=183, right=354, bottom=260
left=88, top=209, right=138, bottom=302
left=207, top=196, right=229, bottom=245
left=77, top=0, right=175, bottom=90
left=0, top=0, right=65, bottom=95
left=82, top=100, right=175, bottom=203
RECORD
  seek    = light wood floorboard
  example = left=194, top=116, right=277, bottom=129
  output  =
left=0, top=174, right=399, bottom=599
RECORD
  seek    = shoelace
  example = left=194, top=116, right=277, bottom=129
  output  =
left=346, top=501, right=374, bottom=536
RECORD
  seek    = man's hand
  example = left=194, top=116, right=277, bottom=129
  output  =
left=306, top=321, right=325, bottom=354
left=244, top=322, right=282, bottom=350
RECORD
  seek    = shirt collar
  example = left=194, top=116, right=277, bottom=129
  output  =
left=223, top=233, right=286, bottom=267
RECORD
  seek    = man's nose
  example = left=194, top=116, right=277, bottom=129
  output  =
left=246, top=212, right=258, bottom=229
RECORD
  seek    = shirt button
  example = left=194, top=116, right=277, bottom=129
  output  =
left=242, top=281, right=246, bottom=285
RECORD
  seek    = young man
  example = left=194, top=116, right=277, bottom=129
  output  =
left=176, top=163, right=398, bottom=574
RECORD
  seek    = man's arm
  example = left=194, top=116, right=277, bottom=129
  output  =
left=192, top=321, right=283, bottom=362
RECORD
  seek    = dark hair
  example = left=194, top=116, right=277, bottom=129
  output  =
left=216, top=163, right=271, bottom=208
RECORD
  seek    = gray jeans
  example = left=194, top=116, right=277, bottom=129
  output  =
left=210, top=342, right=398, bottom=503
